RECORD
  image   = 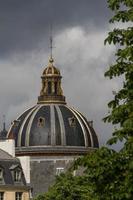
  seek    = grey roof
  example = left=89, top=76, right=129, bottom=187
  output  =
left=8, top=104, right=99, bottom=153
left=0, top=148, right=27, bottom=186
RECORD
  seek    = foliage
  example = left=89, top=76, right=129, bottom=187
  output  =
left=34, top=146, right=133, bottom=200
left=40, top=173, right=92, bottom=200
left=34, top=172, right=92, bottom=200
left=34, top=194, right=45, bottom=200
left=73, top=147, right=133, bottom=200
left=103, top=0, right=133, bottom=145
left=34, top=0, right=133, bottom=200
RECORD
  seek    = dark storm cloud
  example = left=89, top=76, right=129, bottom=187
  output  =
left=0, top=0, right=110, bottom=58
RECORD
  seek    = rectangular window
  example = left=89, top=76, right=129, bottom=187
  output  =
left=0, top=192, right=4, bottom=200
left=14, top=171, right=21, bottom=182
left=56, top=167, right=64, bottom=175
left=16, top=192, right=22, bottom=200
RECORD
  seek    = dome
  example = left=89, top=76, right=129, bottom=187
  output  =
left=7, top=57, right=99, bottom=156
left=42, top=58, right=60, bottom=76
left=8, top=104, right=98, bottom=155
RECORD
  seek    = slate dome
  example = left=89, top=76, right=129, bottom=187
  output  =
left=8, top=57, right=99, bottom=156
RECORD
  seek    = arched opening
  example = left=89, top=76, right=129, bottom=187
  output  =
left=54, top=82, right=57, bottom=94
left=48, top=82, right=52, bottom=94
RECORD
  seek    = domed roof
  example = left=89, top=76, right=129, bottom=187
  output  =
left=42, top=58, right=60, bottom=76
left=7, top=56, right=99, bottom=155
left=8, top=104, right=98, bottom=155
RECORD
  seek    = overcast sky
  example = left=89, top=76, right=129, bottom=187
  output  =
left=0, top=0, right=121, bottom=148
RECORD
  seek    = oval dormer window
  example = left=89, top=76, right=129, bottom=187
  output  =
left=37, top=117, right=45, bottom=127
left=68, top=116, right=76, bottom=127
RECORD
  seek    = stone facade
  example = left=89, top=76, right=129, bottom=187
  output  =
left=30, top=156, right=75, bottom=197
left=0, top=188, right=29, bottom=200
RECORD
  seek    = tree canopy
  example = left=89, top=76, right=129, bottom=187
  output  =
left=34, top=0, right=133, bottom=199
left=104, top=0, right=133, bottom=146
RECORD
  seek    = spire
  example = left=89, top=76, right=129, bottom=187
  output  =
left=0, top=115, right=7, bottom=139
left=2, top=115, right=6, bottom=131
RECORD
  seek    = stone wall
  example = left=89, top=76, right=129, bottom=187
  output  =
left=30, top=156, right=77, bottom=197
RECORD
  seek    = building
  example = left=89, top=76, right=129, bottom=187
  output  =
left=0, top=121, right=7, bottom=140
left=7, top=56, right=99, bottom=197
left=0, top=147, right=30, bottom=200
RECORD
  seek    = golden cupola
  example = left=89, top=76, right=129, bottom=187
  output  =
left=38, top=57, right=66, bottom=104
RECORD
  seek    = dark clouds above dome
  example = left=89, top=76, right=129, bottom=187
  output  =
left=0, top=0, right=110, bottom=58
